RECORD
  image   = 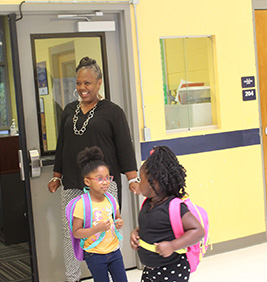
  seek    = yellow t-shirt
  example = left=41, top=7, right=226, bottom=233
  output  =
left=73, top=196, right=119, bottom=254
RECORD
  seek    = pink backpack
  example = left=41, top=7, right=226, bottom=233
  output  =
left=141, top=196, right=209, bottom=272
left=169, top=197, right=209, bottom=272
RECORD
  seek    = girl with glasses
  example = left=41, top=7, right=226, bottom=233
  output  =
left=72, top=146, right=127, bottom=282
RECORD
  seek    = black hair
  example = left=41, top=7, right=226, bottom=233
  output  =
left=77, top=146, right=108, bottom=177
left=141, top=146, right=187, bottom=200
left=75, top=56, right=102, bottom=79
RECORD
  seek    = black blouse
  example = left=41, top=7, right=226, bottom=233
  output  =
left=54, top=99, right=137, bottom=203
left=138, top=196, right=189, bottom=267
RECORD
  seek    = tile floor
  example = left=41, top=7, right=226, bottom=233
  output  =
left=83, top=242, right=267, bottom=281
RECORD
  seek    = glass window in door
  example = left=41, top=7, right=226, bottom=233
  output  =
left=31, top=34, right=109, bottom=155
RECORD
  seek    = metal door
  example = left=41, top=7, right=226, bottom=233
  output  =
left=12, top=5, right=139, bottom=281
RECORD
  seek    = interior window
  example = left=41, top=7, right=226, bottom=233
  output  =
left=160, top=36, right=218, bottom=132
left=31, top=34, right=109, bottom=155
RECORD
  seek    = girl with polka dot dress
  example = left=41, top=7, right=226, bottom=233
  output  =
left=130, top=146, right=205, bottom=282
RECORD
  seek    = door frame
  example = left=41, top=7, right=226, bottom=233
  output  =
left=5, top=2, right=141, bottom=280
left=8, top=13, right=39, bottom=281
left=252, top=0, right=267, bottom=231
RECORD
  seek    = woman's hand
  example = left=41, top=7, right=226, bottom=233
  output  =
left=115, top=218, right=124, bottom=229
left=130, top=227, right=140, bottom=250
left=48, top=179, right=61, bottom=193
left=125, top=172, right=140, bottom=195
left=48, top=173, right=62, bottom=193
left=129, top=181, right=140, bottom=195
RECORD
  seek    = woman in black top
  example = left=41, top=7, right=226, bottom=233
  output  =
left=48, top=57, right=139, bottom=282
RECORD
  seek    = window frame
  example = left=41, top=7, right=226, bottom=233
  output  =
left=160, top=35, right=218, bottom=133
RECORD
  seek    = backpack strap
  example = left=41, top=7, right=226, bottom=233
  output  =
left=105, top=192, right=123, bottom=241
left=169, top=197, right=184, bottom=238
left=105, top=192, right=116, bottom=212
left=82, top=193, right=92, bottom=229
left=69, top=197, right=81, bottom=232
left=139, top=239, right=187, bottom=254
left=140, top=197, right=148, bottom=209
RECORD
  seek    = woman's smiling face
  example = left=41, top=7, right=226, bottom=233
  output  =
left=76, top=68, right=102, bottom=105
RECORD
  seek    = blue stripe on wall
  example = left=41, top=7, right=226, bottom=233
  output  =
left=141, top=128, right=260, bottom=161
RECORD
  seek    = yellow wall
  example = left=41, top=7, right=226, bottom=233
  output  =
left=180, top=146, right=265, bottom=243
left=131, top=0, right=266, bottom=245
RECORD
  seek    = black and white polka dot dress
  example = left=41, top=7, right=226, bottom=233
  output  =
left=141, top=255, right=190, bottom=281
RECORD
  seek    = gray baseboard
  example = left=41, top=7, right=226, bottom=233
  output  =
left=206, top=232, right=267, bottom=256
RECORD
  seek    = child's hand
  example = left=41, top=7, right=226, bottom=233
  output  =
left=130, top=228, right=140, bottom=250
left=154, top=241, right=175, bottom=257
left=96, top=220, right=111, bottom=232
left=115, top=218, right=124, bottom=229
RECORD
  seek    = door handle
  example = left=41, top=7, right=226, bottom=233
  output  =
left=18, top=150, right=25, bottom=181
left=265, top=127, right=267, bottom=135
left=29, top=149, right=42, bottom=178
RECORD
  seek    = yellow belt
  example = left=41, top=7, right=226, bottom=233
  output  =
left=139, top=239, right=187, bottom=254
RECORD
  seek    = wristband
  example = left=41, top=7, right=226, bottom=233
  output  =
left=49, top=177, right=62, bottom=186
left=128, top=177, right=140, bottom=184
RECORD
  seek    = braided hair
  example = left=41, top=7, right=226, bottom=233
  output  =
left=141, top=146, right=187, bottom=200
left=77, top=146, right=108, bottom=177
left=76, top=56, right=102, bottom=80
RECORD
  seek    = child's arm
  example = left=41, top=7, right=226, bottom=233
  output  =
left=155, top=211, right=205, bottom=257
left=130, top=227, right=140, bottom=250
left=72, top=217, right=111, bottom=239
left=115, top=209, right=124, bottom=229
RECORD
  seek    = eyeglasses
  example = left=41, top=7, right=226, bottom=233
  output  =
left=86, top=176, right=114, bottom=184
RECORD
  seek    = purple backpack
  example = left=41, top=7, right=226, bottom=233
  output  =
left=141, top=196, right=209, bottom=272
left=66, top=188, right=122, bottom=261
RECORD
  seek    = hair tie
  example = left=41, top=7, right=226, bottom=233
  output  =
left=150, top=149, right=155, bottom=155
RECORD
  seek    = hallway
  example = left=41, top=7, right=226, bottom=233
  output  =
left=84, top=242, right=267, bottom=282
